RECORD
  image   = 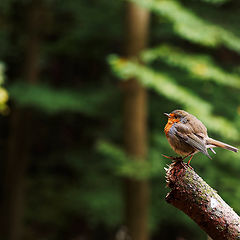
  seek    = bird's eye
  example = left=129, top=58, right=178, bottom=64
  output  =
left=174, top=115, right=178, bottom=119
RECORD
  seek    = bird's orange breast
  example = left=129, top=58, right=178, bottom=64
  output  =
left=164, top=118, right=179, bottom=136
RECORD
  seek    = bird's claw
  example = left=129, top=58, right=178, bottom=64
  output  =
left=187, top=162, right=193, bottom=170
left=162, top=154, right=193, bottom=170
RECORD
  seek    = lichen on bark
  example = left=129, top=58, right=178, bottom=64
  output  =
left=165, top=161, right=240, bottom=240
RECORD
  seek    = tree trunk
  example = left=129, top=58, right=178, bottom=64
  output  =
left=2, top=2, right=44, bottom=240
left=123, top=2, right=150, bottom=240
left=165, top=161, right=240, bottom=240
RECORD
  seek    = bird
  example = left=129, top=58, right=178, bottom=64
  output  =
left=163, top=110, right=238, bottom=166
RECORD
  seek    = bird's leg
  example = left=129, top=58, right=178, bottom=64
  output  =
left=161, top=154, right=183, bottom=161
left=188, top=155, right=193, bottom=166
left=182, top=152, right=194, bottom=169
left=187, top=155, right=193, bottom=167
left=182, top=152, right=193, bottom=161
left=162, top=153, right=194, bottom=170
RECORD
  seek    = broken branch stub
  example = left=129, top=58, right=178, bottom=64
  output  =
left=165, top=161, right=240, bottom=240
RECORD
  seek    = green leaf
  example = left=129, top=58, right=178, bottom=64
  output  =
left=141, top=44, right=240, bottom=89
left=109, top=55, right=239, bottom=140
left=131, top=0, right=240, bottom=51
left=8, top=82, right=113, bottom=116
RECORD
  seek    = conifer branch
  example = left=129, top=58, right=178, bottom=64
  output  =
left=165, top=161, right=240, bottom=240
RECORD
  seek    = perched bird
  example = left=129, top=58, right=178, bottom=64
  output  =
left=163, top=110, right=238, bottom=165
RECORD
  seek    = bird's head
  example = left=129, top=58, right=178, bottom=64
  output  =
left=164, top=110, right=189, bottom=123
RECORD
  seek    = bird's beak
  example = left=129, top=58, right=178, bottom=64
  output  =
left=164, top=113, right=170, bottom=118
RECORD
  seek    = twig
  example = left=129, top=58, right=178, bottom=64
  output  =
left=165, top=161, right=240, bottom=240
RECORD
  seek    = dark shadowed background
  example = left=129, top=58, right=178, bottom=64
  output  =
left=0, top=0, right=240, bottom=240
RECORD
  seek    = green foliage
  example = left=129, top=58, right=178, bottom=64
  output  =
left=97, top=141, right=165, bottom=179
left=27, top=150, right=123, bottom=230
left=0, top=62, right=9, bottom=113
left=132, top=0, right=240, bottom=52
left=142, top=44, right=240, bottom=89
left=48, top=0, right=123, bottom=57
left=0, top=62, right=5, bottom=85
left=2, top=0, right=240, bottom=239
left=108, top=1, right=240, bottom=236
left=109, top=55, right=240, bottom=140
left=200, top=0, right=229, bottom=4
left=8, top=82, right=115, bottom=116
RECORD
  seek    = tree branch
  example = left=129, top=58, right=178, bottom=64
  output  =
left=165, top=161, right=240, bottom=240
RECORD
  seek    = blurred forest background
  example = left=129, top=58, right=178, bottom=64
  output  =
left=0, top=0, right=240, bottom=239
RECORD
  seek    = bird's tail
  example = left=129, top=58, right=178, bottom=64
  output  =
left=207, top=138, right=238, bottom=153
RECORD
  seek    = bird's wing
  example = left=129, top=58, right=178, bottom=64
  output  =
left=175, top=124, right=211, bottom=159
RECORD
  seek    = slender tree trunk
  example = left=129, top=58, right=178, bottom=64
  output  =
left=2, top=2, right=44, bottom=240
left=123, top=2, right=150, bottom=240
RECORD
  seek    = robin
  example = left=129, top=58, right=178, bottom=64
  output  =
left=163, top=110, right=238, bottom=166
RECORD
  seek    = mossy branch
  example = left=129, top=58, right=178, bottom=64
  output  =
left=165, top=161, right=240, bottom=240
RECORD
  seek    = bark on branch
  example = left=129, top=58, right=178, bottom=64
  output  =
left=165, top=161, right=240, bottom=240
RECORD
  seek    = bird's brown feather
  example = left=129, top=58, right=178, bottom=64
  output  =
left=164, top=110, right=238, bottom=163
